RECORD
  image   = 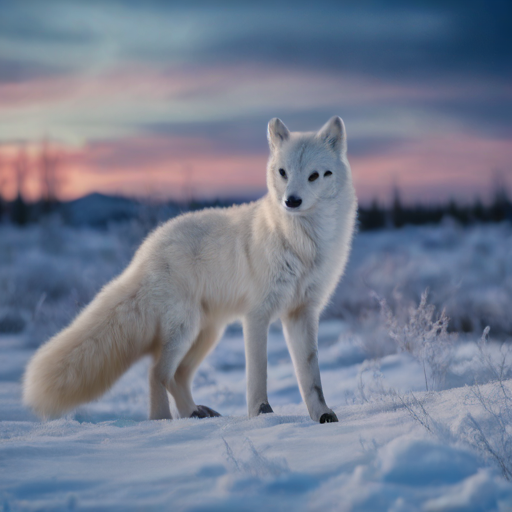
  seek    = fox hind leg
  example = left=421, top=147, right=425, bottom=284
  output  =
left=149, top=313, right=201, bottom=420
left=174, top=323, right=224, bottom=418
left=149, top=359, right=172, bottom=420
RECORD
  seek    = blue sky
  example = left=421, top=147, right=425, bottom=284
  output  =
left=1, top=0, right=511, bottom=203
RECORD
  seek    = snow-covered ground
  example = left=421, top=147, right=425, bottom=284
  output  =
left=1, top=220, right=512, bottom=511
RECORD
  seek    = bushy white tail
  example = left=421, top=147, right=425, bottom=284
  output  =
left=23, top=277, right=156, bottom=419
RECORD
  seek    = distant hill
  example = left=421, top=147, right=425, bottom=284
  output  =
left=62, top=193, right=141, bottom=228
left=59, top=193, right=260, bottom=228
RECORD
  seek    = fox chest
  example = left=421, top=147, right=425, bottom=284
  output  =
left=263, top=250, right=326, bottom=313
left=270, top=233, right=348, bottom=312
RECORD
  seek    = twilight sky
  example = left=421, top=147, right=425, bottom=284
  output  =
left=1, top=0, right=511, bottom=204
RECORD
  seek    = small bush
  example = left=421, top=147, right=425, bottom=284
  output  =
left=380, top=289, right=456, bottom=391
left=456, top=328, right=512, bottom=479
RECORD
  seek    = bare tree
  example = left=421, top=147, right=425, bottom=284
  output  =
left=39, top=137, right=60, bottom=213
left=489, top=169, right=511, bottom=223
left=182, top=163, right=195, bottom=207
left=0, top=148, right=5, bottom=220
left=11, top=146, right=30, bottom=225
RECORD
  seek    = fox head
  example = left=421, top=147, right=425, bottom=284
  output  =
left=266, top=116, right=352, bottom=214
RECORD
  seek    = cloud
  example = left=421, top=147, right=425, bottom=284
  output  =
left=2, top=1, right=510, bottom=85
left=351, top=133, right=512, bottom=204
left=418, top=95, right=512, bottom=138
left=0, top=58, right=66, bottom=84
left=0, top=3, right=93, bottom=45
left=0, top=0, right=510, bottom=202
left=114, top=2, right=512, bottom=86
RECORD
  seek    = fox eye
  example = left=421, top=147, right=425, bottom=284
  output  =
left=279, top=168, right=287, bottom=179
left=324, top=170, right=332, bottom=177
left=308, top=171, right=319, bottom=182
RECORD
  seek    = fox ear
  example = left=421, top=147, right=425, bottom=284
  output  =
left=318, top=116, right=346, bottom=154
left=267, top=118, right=290, bottom=151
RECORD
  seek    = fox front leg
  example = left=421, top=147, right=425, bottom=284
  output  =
left=243, top=315, right=274, bottom=417
left=282, top=307, right=338, bottom=423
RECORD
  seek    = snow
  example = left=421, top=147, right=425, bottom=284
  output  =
left=1, top=220, right=512, bottom=511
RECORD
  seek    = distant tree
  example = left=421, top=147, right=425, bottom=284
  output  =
left=447, top=199, right=470, bottom=225
left=0, top=150, right=5, bottom=221
left=392, top=187, right=406, bottom=228
left=39, top=138, right=60, bottom=214
left=489, top=182, right=511, bottom=223
left=471, top=197, right=486, bottom=223
left=11, top=146, right=30, bottom=225
left=181, top=163, right=195, bottom=208
left=360, top=199, right=386, bottom=230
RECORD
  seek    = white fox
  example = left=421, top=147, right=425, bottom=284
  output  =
left=23, top=116, right=357, bottom=423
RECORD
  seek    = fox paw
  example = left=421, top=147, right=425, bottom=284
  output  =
left=319, top=411, right=338, bottom=424
left=190, top=405, right=222, bottom=418
left=258, top=402, right=274, bottom=414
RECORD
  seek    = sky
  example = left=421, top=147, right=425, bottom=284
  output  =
left=0, top=0, right=511, bottom=204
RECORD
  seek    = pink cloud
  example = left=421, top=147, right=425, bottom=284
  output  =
left=58, top=136, right=268, bottom=201
left=351, top=134, right=512, bottom=204
left=1, top=131, right=511, bottom=206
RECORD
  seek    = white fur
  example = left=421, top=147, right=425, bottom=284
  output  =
left=23, top=117, right=357, bottom=422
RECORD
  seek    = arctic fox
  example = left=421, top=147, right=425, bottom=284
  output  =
left=23, top=116, right=357, bottom=423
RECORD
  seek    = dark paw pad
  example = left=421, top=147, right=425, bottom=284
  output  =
left=319, top=412, right=338, bottom=424
left=190, top=405, right=222, bottom=418
left=258, top=402, right=274, bottom=415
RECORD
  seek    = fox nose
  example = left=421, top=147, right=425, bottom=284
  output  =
left=285, top=195, right=302, bottom=209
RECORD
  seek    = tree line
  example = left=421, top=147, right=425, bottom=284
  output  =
left=358, top=187, right=512, bottom=230
left=1, top=143, right=510, bottom=230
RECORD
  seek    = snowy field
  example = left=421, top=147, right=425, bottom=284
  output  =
left=1, top=219, right=512, bottom=511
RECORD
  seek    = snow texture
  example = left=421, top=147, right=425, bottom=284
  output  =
left=1, top=220, right=512, bottom=511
